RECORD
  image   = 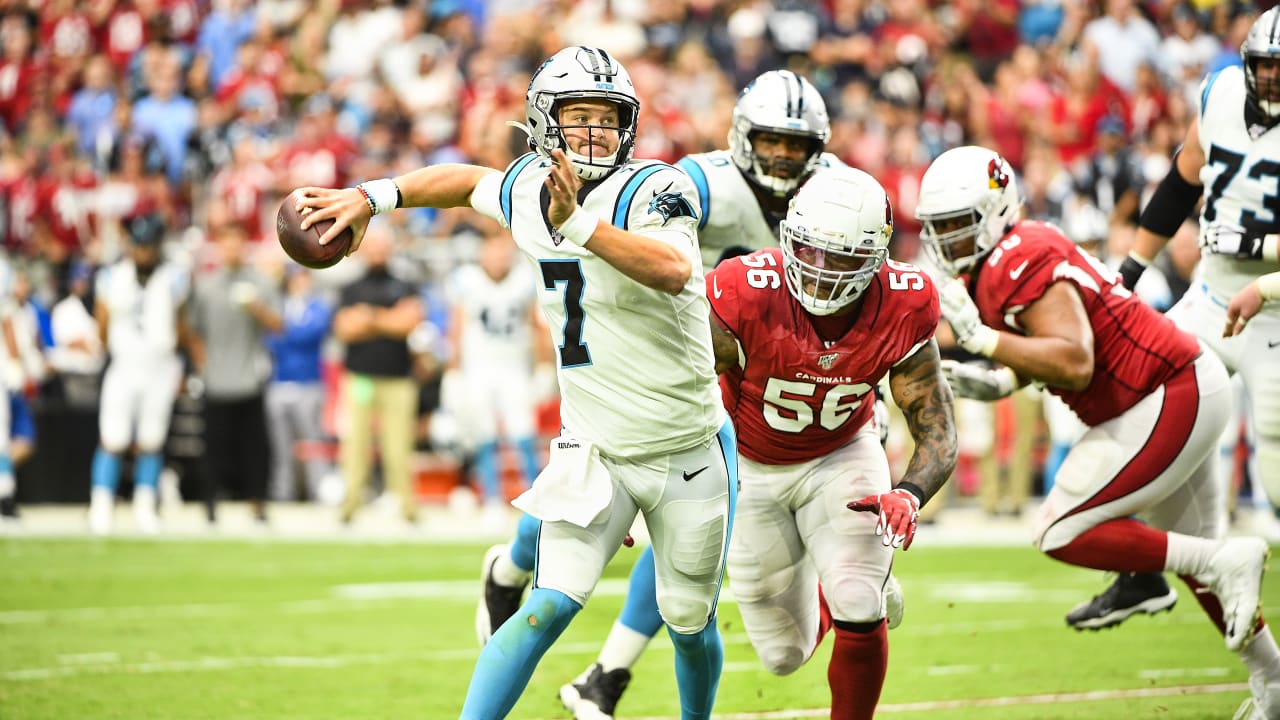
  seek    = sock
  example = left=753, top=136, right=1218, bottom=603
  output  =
left=509, top=513, right=541, bottom=573
left=1241, top=623, right=1280, bottom=683
left=1044, top=518, right=1166, bottom=572
left=474, top=441, right=500, bottom=502
left=134, top=453, right=163, bottom=490
left=459, top=587, right=580, bottom=719
left=91, top=449, right=122, bottom=492
left=515, top=435, right=540, bottom=487
left=669, top=620, right=722, bottom=720
left=493, top=551, right=531, bottom=588
left=829, top=620, right=888, bottom=720
left=1164, top=533, right=1222, bottom=576
left=0, top=453, right=12, bottom=498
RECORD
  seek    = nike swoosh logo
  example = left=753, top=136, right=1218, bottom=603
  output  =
left=682, top=466, right=708, bottom=481
left=712, top=275, right=723, bottom=299
left=1009, top=260, right=1029, bottom=280
left=1270, top=339, right=1280, bottom=348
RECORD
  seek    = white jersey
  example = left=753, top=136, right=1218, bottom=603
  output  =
left=471, top=153, right=723, bottom=459
left=446, top=261, right=537, bottom=374
left=676, top=150, right=845, bottom=269
left=1196, top=65, right=1280, bottom=304
left=95, top=260, right=189, bottom=364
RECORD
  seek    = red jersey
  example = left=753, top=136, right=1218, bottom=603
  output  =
left=709, top=248, right=940, bottom=465
left=971, top=221, right=1199, bottom=426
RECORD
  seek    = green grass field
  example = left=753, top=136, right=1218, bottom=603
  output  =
left=0, top=537, right=1271, bottom=719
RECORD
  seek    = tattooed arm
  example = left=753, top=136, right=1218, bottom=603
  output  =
left=709, top=313, right=740, bottom=375
left=887, top=338, right=958, bottom=506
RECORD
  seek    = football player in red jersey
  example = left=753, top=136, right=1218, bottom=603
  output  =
left=560, top=166, right=958, bottom=720
left=919, top=145, right=1280, bottom=716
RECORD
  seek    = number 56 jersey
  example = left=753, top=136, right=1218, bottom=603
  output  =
left=708, top=248, right=939, bottom=465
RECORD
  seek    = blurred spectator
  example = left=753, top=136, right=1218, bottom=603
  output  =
left=88, top=214, right=187, bottom=535
left=264, top=265, right=332, bottom=502
left=0, top=12, right=43, bottom=135
left=186, top=222, right=280, bottom=525
left=1081, top=0, right=1161, bottom=93
left=67, top=55, right=118, bottom=160
left=1160, top=4, right=1220, bottom=98
left=333, top=221, right=422, bottom=526
left=1072, top=114, right=1144, bottom=231
left=130, top=49, right=197, bottom=183
left=196, top=0, right=256, bottom=89
left=951, top=0, right=1020, bottom=83
left=0, top=256, right=18, bottom=525
left=48, top=260, right=104, bottom=406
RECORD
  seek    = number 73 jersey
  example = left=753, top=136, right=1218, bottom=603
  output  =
left=708, top=248, right=939, bottom=465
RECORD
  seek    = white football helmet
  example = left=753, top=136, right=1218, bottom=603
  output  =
left=728, top=70, right=830, bottom=196
left=1242, top=7, right=1280, bottom=120
left=916, top=146, right=1021, bottom=275
left=780, top=166, right=893, bottom=316
left=520, top=46, right=639, bottom=181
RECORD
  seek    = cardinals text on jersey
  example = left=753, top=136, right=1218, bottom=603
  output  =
left=708, top=248, right=938, bottom=464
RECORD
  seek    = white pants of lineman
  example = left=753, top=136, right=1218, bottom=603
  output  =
left=727, top=422, right=891, bottom=676
left=1033, top=349, right=1232, bottom=550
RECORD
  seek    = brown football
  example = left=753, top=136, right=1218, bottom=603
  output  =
left=276, top=193, right=352, bottom=269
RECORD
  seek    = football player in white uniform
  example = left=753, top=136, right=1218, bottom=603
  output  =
left=442, top=231, right=552, bottom=524
left=296, top=46, right=735, bottom=720
left=0, top=258, right=20, bottom=522
left=1081, top=9, right=1280, bottom=661
left=678, top=70, right=842, bottom=270
left=553, top=71, right=903, bottom=720
left=88, top=214, right=189, bottom=535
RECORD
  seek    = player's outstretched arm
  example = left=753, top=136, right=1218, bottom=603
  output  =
left=295, top=164, right=499, bottom=252
left=1225, top=271, right=1280, bottom=337
left=848, top=339, right=957, bottom=550
left=1125, top=119, right=1205, bottom=289
left=891, top=339, right=958, bottom=499
left=545, top=149, right=691, bottom=296
left=708, top=314, right=739, bottom=375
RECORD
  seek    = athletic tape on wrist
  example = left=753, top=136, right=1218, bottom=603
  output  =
left=1259, top=272, right=1280, bottom=301
left=357, top=178, right=401, bottom=215
left=557, top=206, right=599, bottom=247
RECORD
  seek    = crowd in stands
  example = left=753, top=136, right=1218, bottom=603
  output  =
left=0, top=0, right=1269, bottom=526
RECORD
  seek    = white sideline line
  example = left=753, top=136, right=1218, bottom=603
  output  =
left=529, top=683, right=1251, bottom=720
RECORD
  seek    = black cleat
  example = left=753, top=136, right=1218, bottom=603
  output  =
left=559, top=663, right=631, bottom=720
left=1066, top=572, right=1177, bottom=631
left=474, top=544, right=528, bottom=646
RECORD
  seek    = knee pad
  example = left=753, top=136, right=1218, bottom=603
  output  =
left=756, top=643, right=806, bottom=677
left=657, top=591, right=714, bottom=635
left=825, top=575, right=888, bottom=625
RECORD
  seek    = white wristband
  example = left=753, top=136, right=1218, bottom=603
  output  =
left=1264, top=234, right=1280, bottom=263
left=992, top=366, right=1018, bottom=397
left=357, top=178, right=401, bottom=215
left=1258, top=271, right=1280, bottom=301
left=557, top=206, right=599, bottom=247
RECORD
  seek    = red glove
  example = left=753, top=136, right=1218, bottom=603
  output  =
left=848, top=488, right=921, bottom=550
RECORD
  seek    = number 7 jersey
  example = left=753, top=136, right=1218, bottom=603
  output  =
left=471, top=153, right=724, bottom=459
left=707, top=248, right=939, bottom=465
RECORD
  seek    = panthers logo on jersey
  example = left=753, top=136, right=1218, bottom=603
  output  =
left=648, top=190, right=697, bottom=224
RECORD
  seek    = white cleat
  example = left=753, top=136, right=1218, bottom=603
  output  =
left=133, top=486, right=159, bottom=535
left=1234, top=676, right=1280, bottom=720
left=885, top=574, right=904, bottom=630
left=1197, top=537, right=1269, bottom=652
left=88, top=487, right=115, bottom=536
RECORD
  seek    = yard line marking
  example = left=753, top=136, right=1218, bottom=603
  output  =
left=526, top=682, right=1251, bottom=719
left=57, top=652, right=119, bottom=665
left=1138, top=667, right=1232, bottom=679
